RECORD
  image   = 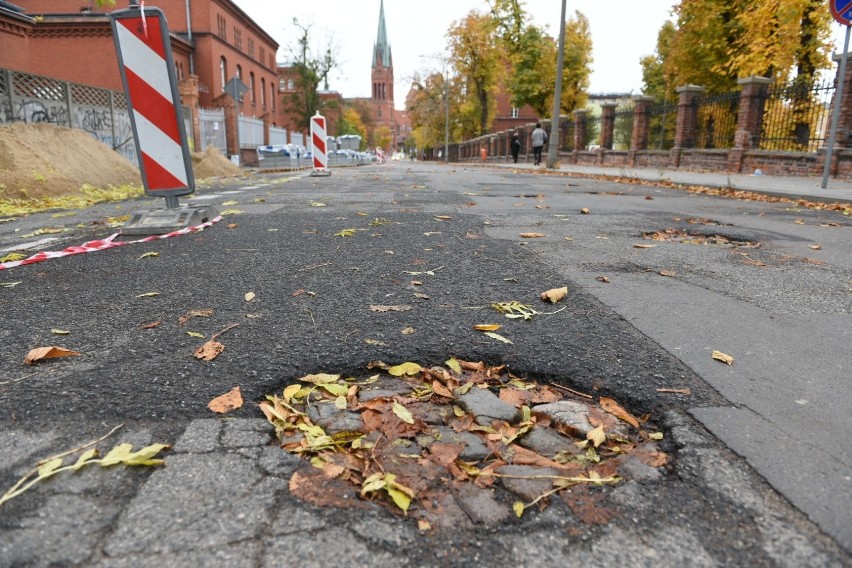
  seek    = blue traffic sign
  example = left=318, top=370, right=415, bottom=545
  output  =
left=831, top=0, right=852, bottom=26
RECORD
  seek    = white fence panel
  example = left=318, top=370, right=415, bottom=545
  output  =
left=269, top=126, right=288, bottom=146
left=198, top=107, right=226, bottom=154
left=238, top=115, right=264, bottom=149
left=291, top=132, right=305, bottom=147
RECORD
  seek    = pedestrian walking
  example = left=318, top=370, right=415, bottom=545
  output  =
left=511, top=132, right=521, bottom=164
left=531, top=122, right=547, bottom=166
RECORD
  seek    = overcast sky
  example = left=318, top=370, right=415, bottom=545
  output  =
left=232, top=0, right=848, bottom=109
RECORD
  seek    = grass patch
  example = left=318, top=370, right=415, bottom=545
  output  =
left=0, top=183, right=144, bottom=217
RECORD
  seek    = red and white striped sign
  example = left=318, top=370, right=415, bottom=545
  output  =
left=111, top=6, right=194, bottom=196
left=310, top=111, right=329, bottom=173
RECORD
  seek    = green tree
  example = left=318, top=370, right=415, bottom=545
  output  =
left=640, top=21, right=677, bottom=101
left=406, top=71, right=452, bottom=150
left=280, top=18, right=338, bottom=132
left=337, top=106, right=367, bottom=149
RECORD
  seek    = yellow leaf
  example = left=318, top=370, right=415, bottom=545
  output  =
left=484, top=331, right=513, bottom=344
left=519, top=232, right=545, bottom=238
left=540, top=286, right=568, bottom=303
left=50, top=329, right=71, bottom=335
left=102, top=443, right=169, bottom=466
left=513, top=501, right=525, bottom=518
left=37, top=457, right=64, bottom=478
left=310, top=201, right=327, bottom=207
left=135, top=292, right=160, bottom=298
left=386, top=486, right=412, bottom=513
left=587, top=424, right=606, bottom=448
left=712, top=350, right=734, bottom=365
left=633, top=244, right=656, bottom=249
left=418, top=519, right=431, bottom=531
left=335, top=395, right=348, bottom=410
left=0, top=252, right=26, bottom=263
left=452, top=405, right=466, bottom=417
left=220, top=209, right=244, bottom=216
left=445, top=357, right=462, bottom=374
left=298, top=373, right=341, bottom=385
left=473, top=324, right=502, bottom=331
left=318, top=383, right=348, bottom=396
left=137, top=252, right=159, bottom=260
left=186, top=331, right=205, bottom=338
left=335, top=228, right=356, bottom=237
left=244, top=292, right=256, bottom=302
left=388, top=362, right=423, bottom=376
left=282, top=384, right=303, bottom=401
left=70, top=448, right=98, bottom=471
left=392, top=401, right=415, bottom=424
left=221, top=200, right=239, bottom=206
left=649, top=432, right=664, bottom=440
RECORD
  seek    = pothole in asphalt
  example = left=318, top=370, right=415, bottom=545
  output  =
left=261, top=359, right=668, bottom=529
left=642, top=227, right=759, bottom=248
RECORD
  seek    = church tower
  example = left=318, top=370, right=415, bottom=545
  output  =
left=371, top=0, right=395, bottom=136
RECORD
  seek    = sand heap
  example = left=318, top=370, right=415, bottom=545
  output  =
left=0, top=123, right=242, bottom=201
left=0, top=123, right=142, bottom=200
left=191, top=145, right=242, bottom=179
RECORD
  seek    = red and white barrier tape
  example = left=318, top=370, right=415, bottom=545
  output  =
left=0, top=215, right=222, bottom=271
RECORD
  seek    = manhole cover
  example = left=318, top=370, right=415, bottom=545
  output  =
left=261, top=359, right=668, bottom=529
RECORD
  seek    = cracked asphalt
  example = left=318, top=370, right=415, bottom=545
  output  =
left=0, top=162, right=849, bottom=566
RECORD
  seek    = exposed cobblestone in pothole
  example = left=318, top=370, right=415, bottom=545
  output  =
left=261, top=359, right=670, bottom=529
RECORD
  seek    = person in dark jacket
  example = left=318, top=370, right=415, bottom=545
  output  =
left=511, top=132, right=521, bottom=164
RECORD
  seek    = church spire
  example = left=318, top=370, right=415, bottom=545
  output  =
left=373, top=0, right=392, bottom=68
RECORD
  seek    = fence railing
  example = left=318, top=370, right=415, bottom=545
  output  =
left=269, top=125, right=287, bottom=146
left=238, top=115, right=264, bottom=149
left=693, top=92, right=739, bottom=149
left=198, top=107, right=226, bottom=154
left=758, top=77, right=834, bottom=152
left=614, top=106, right=634, bottom=150
left=647, top=102, right=678, bottom=151
left=585, top=115, right=601, bottom=149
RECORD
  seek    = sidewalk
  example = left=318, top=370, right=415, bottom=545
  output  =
left=479, top=160, right=852, bottom=205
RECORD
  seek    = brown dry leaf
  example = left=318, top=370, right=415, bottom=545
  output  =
left=712, top=350, right=734, bottom=365
left=178, top=308, right=213, bottom=326
left=580, top=208, right=590, bottom=214
left=809, top=244, right=822, bottom=250
left=499, top=387, right=529, bottom=408
left=562, top=488, right=619, bottom=526
left=659, top=270, right=676, bottom=277
left=473, top=324, right=502, bottom=331
left=794, top=219, right=805, bottom=225
left=803, top=257, right=827, bottom=266
left=596, top=276, right=610, bottom=283
left=227, top=223, right=239, bottom=229
left=432, top=380, right=454, bottom=398
left=194, top=340, right=225, bottom=361
left=429, top=443, right=464, bottom=466
left=370, top=305, right=413, bottom=312
left=208, top=386, right=243, bottom=414
left=519, top=232, right=546, bottom=239
left=656, top=388, right=692, bottom=395
left=23, top=346, right=81, bottom=366
left=140, top=321, right=161, bottom=330
left=599, top=397, right=640, bottom=428
left=289, top=467, right=370, bottom=510
left=540, top=286, right=568, bottom=303
left=633, top=244, right=656, bottom=249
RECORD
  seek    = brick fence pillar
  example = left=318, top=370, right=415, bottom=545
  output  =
left=599, top=103, right=617, bottom=150
left=573, top=109, right=588, bottom=153
left=671, top=84, right=704, bottom=167
left=629, top=95, right=655, bottom=167
left=178, top=75, right=201, bottom=152
left=728, top=76, right=773, bottom=172
left=216, top=95, right=239, bottom=159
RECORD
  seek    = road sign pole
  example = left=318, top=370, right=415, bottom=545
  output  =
left=822, top=25, right=851, bottom=189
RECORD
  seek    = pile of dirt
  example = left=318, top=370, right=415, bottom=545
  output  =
left=0, top=123, right=142, bottom=200
left=192, top=146, right=242, bottom=179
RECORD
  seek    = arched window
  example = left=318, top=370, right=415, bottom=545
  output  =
left=219, top=56, right=227, bottom=92
left=261, top=78, right=266, bottom=108
left=271, top=84, right=276, bottom=110
left=250, top=72, right=256, bottom=103
left=236, top=65, right=242, bottom=80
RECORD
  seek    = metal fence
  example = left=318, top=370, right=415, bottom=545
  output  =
left=1, top=67, right=138, bottom=164
left=614, top=105, right=634, bottom=150
left=647, top=101, right=678, bottom=151
left=585, top=114, right=601, bottom=149
left=758, top=77, right=834, bottom=152
left=198, top=107, right=226, bottom=154
left=693, top=92, right=739, bottom=149
left=560, top=120, right=575, bottom=152
left=291, top=132, right=305, bottom=147
left=238, top=115, right=264, bottom=149
left=269, top=125, right=287, bottom=146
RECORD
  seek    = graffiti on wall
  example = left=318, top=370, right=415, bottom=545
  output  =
left=74, top=105, right=137, bottom=165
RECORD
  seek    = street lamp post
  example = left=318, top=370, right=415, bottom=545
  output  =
left=547, top=0, right=568, bottom=169
left=444, top=72, right=449, bottom=163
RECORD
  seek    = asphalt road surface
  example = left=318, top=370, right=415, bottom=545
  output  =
left=0, top=162, right=849, bottom=566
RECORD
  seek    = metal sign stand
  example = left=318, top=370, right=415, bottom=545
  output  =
left=110, top=0, right=217, bottom=235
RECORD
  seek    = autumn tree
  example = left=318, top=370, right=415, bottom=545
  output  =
left=336, top=106, right=368, bottom=149
left=446, top=12, right=502, bottom=137
left=407, top=71, right=457, bottom=151
left=280, top=18, right=338, bottom=132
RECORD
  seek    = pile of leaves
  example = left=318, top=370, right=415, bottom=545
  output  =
left=261, top=359, right=667, bottom=526
left=642, top=228, right=759, bottom=248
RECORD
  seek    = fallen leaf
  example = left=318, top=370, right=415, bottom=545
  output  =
left=596, top=276, right=610, bottom=283
left=432, top=381, right=454, bottom=398
left=50, top=329, right=71, bottom=335
left=659, top=270, right=676, bottom=277
left=186, top=331, right=205, bottom=338
left=656, top=388, right=691, bottom=395
left=445, top=357, right=462, bottom=374
left=540, top=286, right=568, bottom=303
left=580, top=208, right=590, bottom=214
left=401, top=327, right=415, bottom=335
left=23, top=346, right=80, bottom=366
left=712, top=350, right=734, bottom=365
left=194, top=340, right=224, bottom=361
left=484, top=331, right=513, bottom=344
left=599, top=397, right=640, bottom=428
left=140, top=321, right=161, bottom=329
left=245, top=292, right=256, bottom=302
left=227, top=223, right=239, bottom=229
left=208, top=386, right=243, bottom=414
left=808, top=244, right=822, bottom=250
left=1, top=253, right=26, bottom=263
left=388, top=362, right=423, bottom=376
left=221, top=200, right=239, bottom=206
left=392, top=402, right=415, bottom=424
left=633, top=244, right=656, bottom=249
left=418, top=519, right=431, bottom=531
left=298, top=373, right=341, bottom=385
left=519, top=232, right=545, bottom=238
left=335, top=229, right=356, bottom=237
left=587, top=424, right=606, bottom=448
left=369, top=305, right=413, bottom=312
left=311, top=201, right=327, bottom=207
left=178, top=309, right=213, bottom=326
left=473, top=324, right=502, bottom=331
left=137, top=252, right=159, bottom=260
left=434, top=215, right=452, bottom=220
left=513, top=501, right=525, bottom=518
left=648, top=432, right=664, bottom=440
left=0, top=281, right=23, bottom=287
left=135, top=292, right=160, bottom=298
left=794, top=218, right=805, bottom=225
left=220, top=209, right=244, bottom=216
